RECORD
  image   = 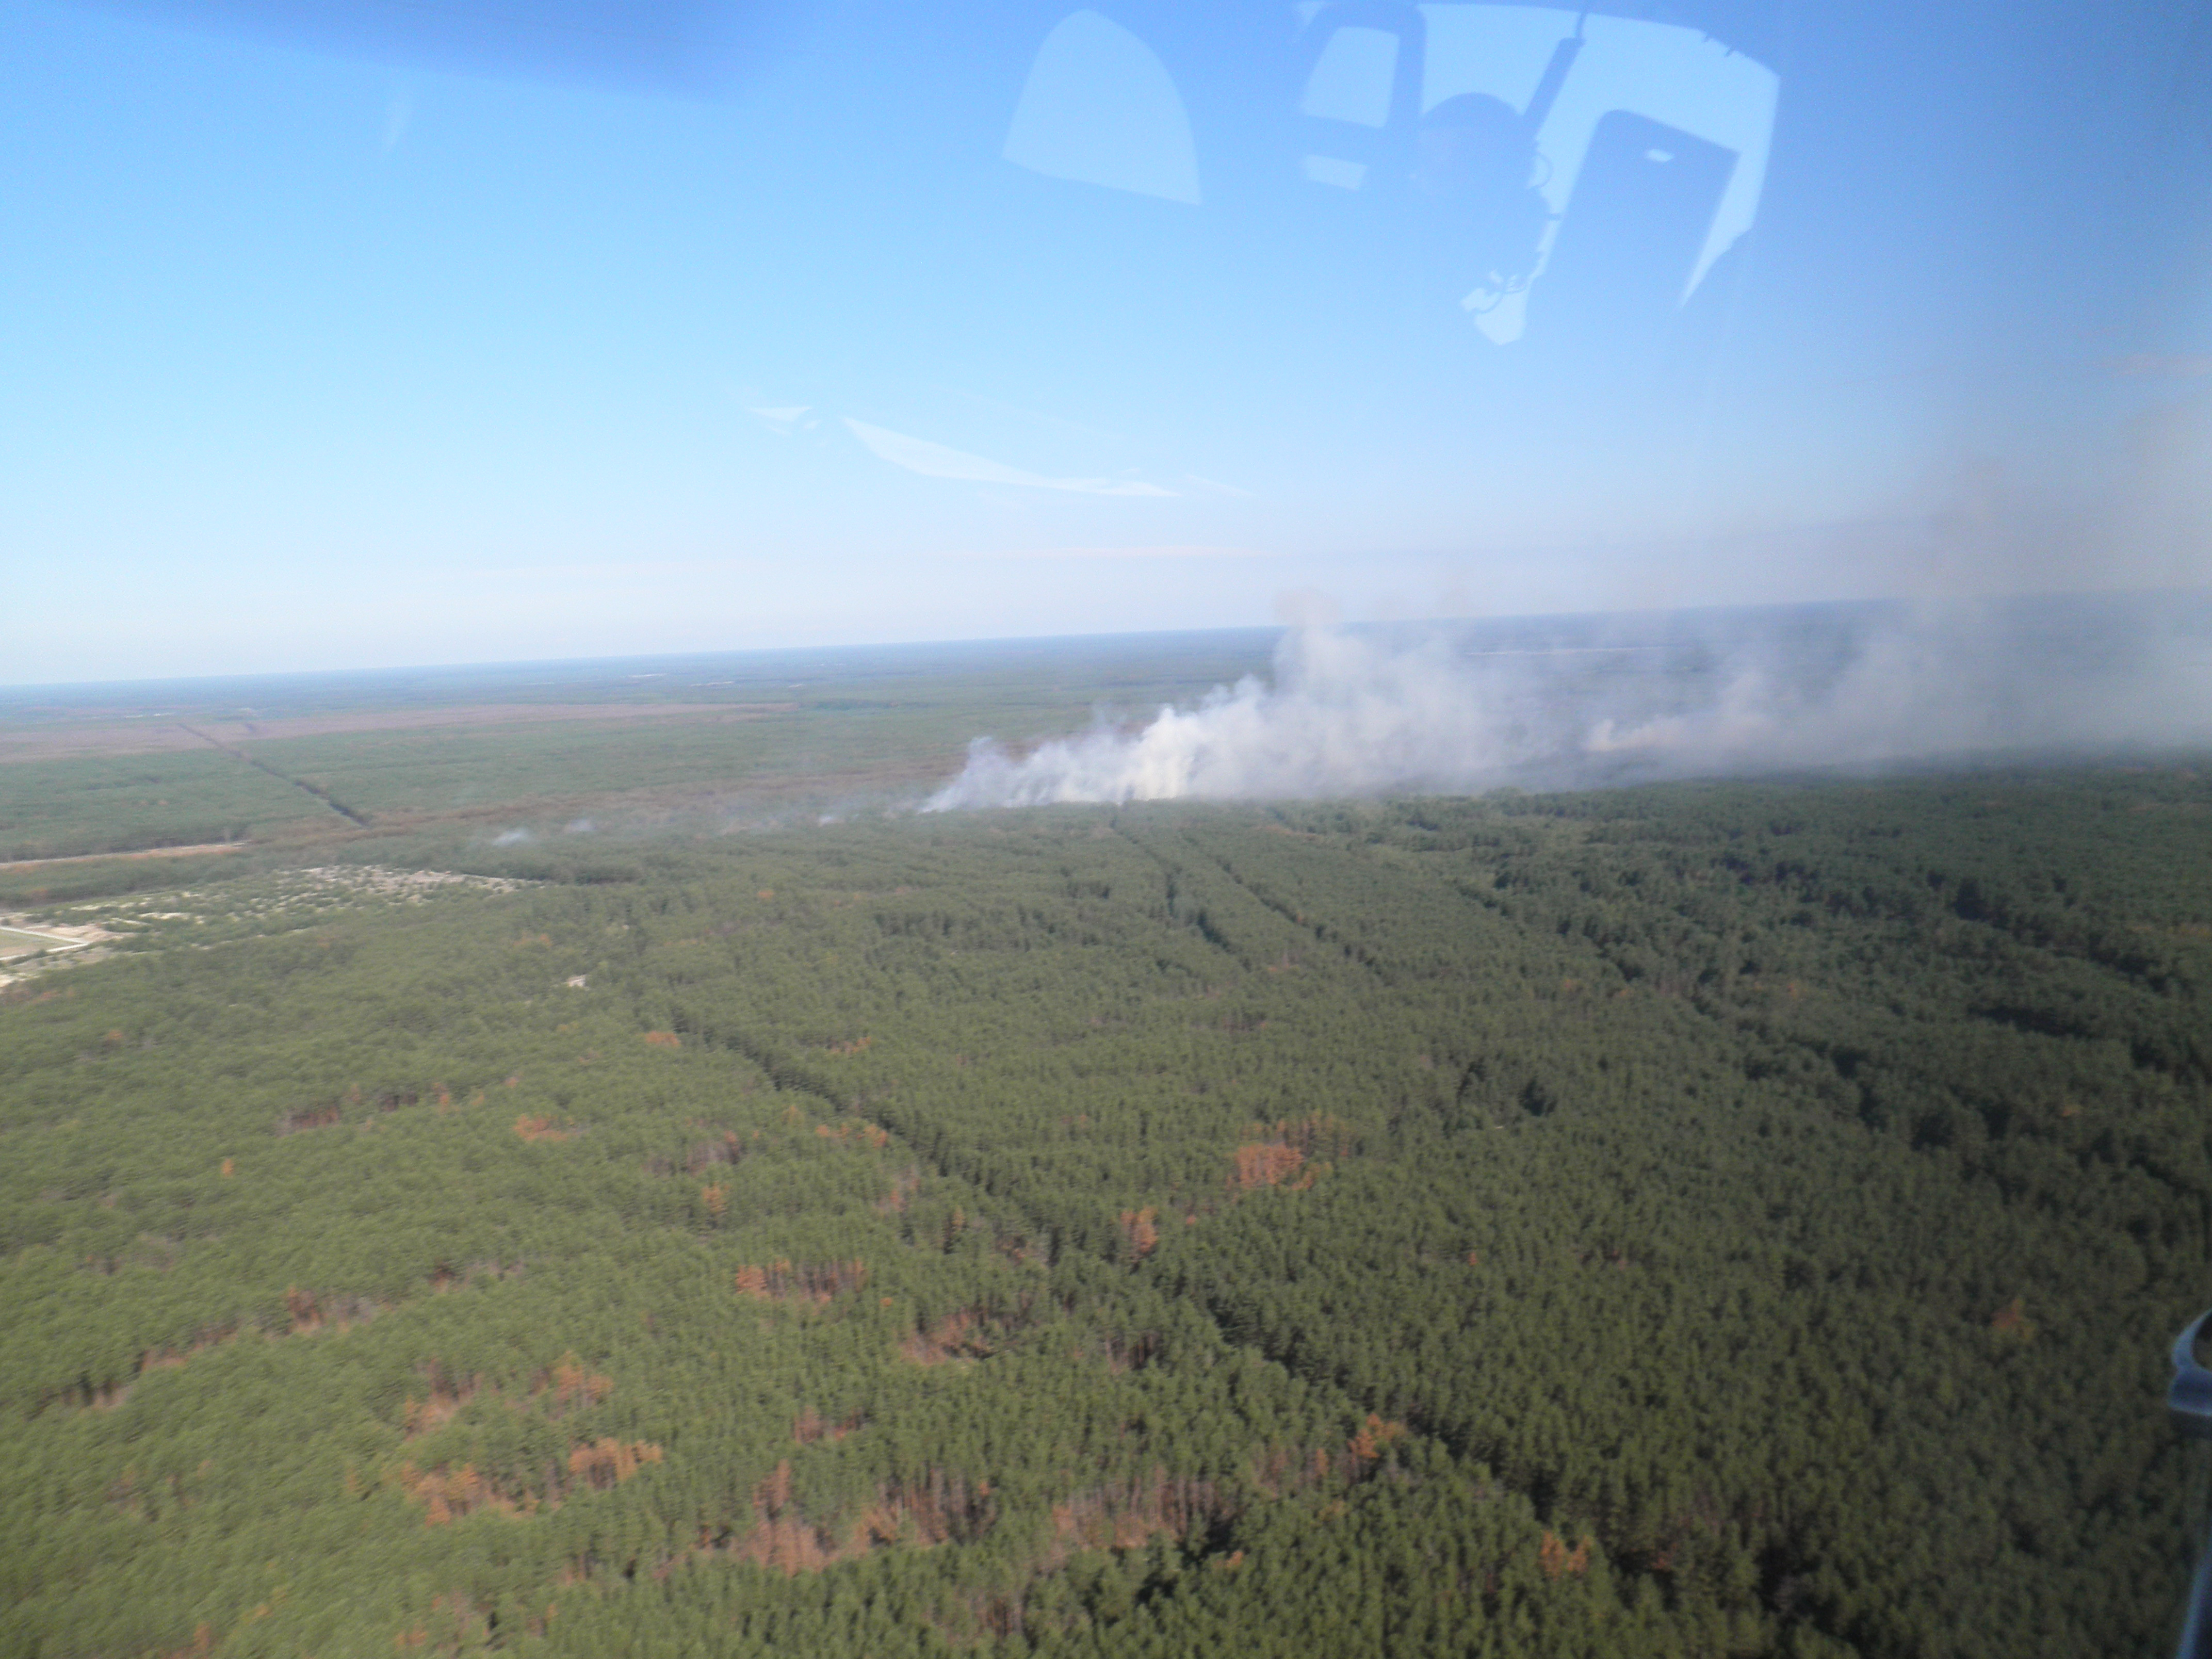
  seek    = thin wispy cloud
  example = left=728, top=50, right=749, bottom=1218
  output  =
left=1181, top=474, right=1257, bottom=498
left=843, top=418, right=1177, bottom=496
left=749, top=405, right=816, bottom=433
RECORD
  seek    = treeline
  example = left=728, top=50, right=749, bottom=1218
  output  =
left=1, top=763, right=2207, bottom=1655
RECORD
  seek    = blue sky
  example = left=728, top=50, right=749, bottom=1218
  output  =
left=4, top=0, right=2210, bottom=682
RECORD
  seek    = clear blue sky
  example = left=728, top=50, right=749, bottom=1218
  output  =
left=4, top=0, right=2210, bottom=682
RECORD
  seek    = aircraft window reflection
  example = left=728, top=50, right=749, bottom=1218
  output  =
left=1302, top=154, right=1371, bottom=189
left=1001, top=9, right=1202, bottom=205
left=1288, top=4, right=1775, bottom=345
left=998, top=2, right=1776, bottom=359
left=1411, top=4, right=1778, bottom=340
left=1298, top=24, right=1402, bottom=126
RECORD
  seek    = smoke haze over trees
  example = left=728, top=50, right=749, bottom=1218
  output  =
left=928, top=594, right=2212, bottom=808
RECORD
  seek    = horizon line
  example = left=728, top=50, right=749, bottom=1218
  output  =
left=3, top=585, right=2205, bottom=701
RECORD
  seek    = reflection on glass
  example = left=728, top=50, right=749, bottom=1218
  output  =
left=1413, top=4, right=1776, bottom=340
left=1292, top=2, right=1425, bottom=196
left=1299, top=24, right=1402, bottom=126
left=1534, top=109, right=1737, bottom=350
left=1413, top=92, right=1552, bottom=313
left=1002, top=9, right=1201, bottom=204
left=1287, top=3, right=1776, bottom=343
left=1302, top=154, right=1370, bottom=189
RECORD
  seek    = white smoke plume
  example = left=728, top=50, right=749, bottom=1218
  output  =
left=928, top=628, right=1543, bottom=807
left=923, top=595, right=2212, bottom=809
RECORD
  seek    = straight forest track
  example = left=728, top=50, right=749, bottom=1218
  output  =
left=178, top=725, right=371, bottom=827
left=671, top=1011, right=1073, bottom=1258
left=1117, top=818, right=1392, bottom=983
left=1188, top=834, right=1394, bottom=983
left=1105, top=821, right=1251, bottom=968
left=664, top=969, right=1418, bottom=1422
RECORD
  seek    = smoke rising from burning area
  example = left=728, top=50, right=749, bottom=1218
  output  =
left=923, top=595, right=2212, bottom=809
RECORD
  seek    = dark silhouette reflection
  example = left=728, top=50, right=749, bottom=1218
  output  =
left=1279, top=1, right=1769, bottom=362
left=1530, top=109, right=1737, bottom=359
left=1406, top=8, right=1581, bottom=314
left=1411, top=93, right=1550, bottom=311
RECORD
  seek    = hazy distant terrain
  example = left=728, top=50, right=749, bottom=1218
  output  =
left=0, top=631, right=1279, bottom=884
left=8, top=596, right=2208, bottom=888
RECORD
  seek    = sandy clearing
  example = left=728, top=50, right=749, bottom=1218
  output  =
left=0, top=917, right=115, bottom=956
left=0, top=702, right=800, bottom=762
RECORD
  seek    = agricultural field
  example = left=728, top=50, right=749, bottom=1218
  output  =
left=0, top=927, right=62, bottom=959
left=0, top=749, right=339, bottom=865
left=3, top=714, right=2209, bottom=1656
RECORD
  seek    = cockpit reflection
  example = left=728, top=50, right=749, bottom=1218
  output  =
left=1004, top=3, right=1776, bottom=354
left=1004, top=9, right=1205, bottom=205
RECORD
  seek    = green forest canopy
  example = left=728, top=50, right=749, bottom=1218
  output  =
left=3, top=765, right=2209, bottom=1656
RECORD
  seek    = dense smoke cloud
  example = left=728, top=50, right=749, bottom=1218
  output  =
left=923, top=596, right=2212, bottom=809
